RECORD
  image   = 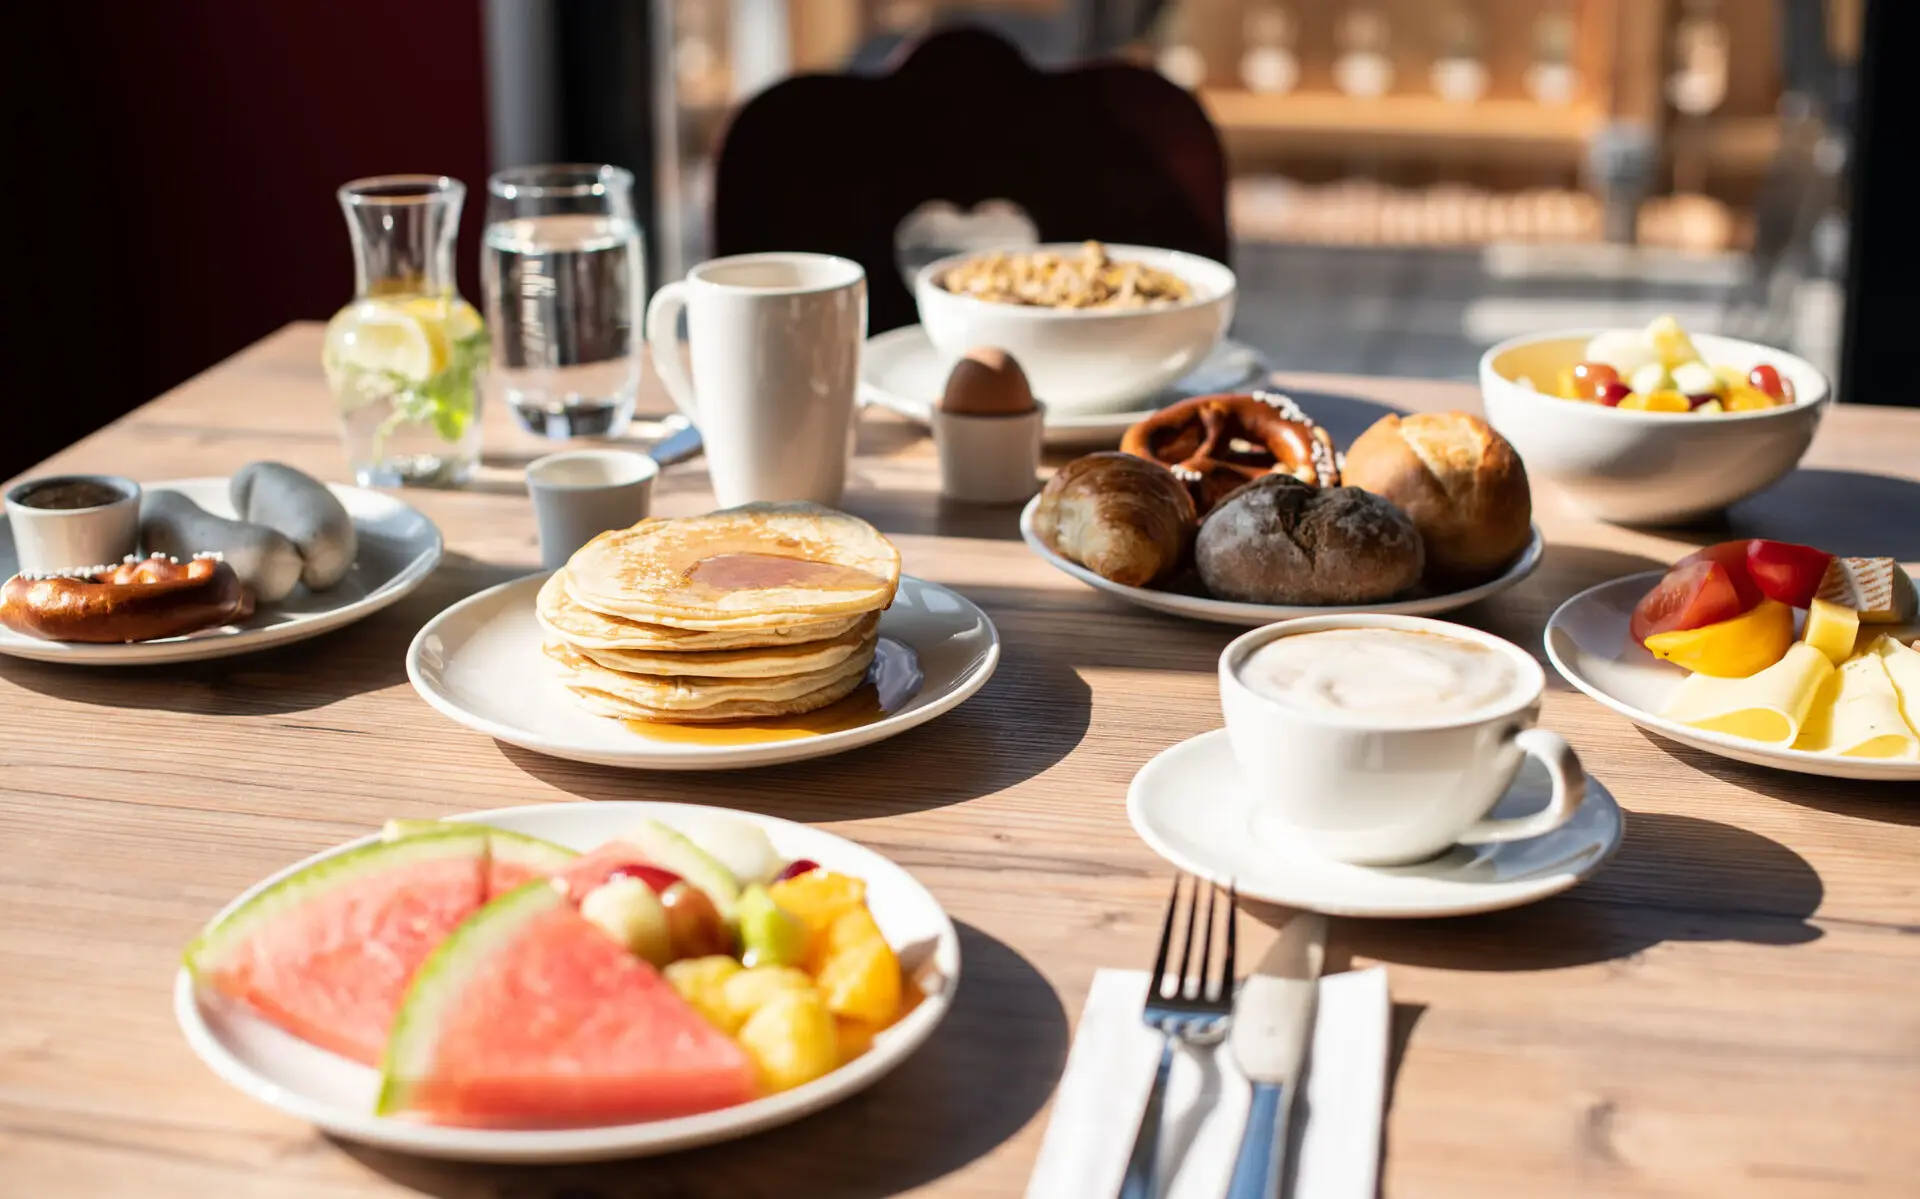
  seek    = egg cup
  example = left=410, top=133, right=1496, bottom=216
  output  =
left=932, top=402, right=1046, bottom=505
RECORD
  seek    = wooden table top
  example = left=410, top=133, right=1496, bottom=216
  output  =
left=4, top=323, right=1918, bottom=1198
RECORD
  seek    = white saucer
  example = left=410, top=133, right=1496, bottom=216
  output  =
left=407, top=573, right=1000, bottom=771
left=0, top=478, right=443, bottom=665
left=1546, top=572, right=1920, bottom=781
left=858, top=324, right=1269, bottom=447
left=1127, top=729, right=1624, bottom=918
left=174, top=800, right=960, bottom=1163
left=1021, top=496, right=1544, bottom=627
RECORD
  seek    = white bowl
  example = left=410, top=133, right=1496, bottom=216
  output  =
left=1479, top=329, right=1831, bottom=525
left=913, top=243, right=1235, bottom=415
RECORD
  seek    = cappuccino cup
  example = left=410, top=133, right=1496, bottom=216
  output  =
left=1219, top=614, right=1585, bottom=866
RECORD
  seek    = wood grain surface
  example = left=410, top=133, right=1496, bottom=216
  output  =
left=3, top=324, right=1917, bottom=1198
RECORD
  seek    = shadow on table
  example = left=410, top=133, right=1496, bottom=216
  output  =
left=1666, top=468, right=1920, bottom=560
left=502, top=637, right=1094, bottom=821
left=0, top=552, right=526, bottom=717
left=844, top=488, right=1029, bottom=542
left=336, top=920, right=1069, bottom=1199
left=1324, top=812, right=1823, bottom=973
left=1639, top=730, right=1920, bottom=827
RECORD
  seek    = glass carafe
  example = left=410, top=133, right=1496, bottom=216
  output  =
left=323, top=175, right=487, bottom=487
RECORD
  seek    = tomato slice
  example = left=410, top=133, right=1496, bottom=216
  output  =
left=1630, top=561, right=1748, bottom=645
left=1674, top=540, right=1764, bottom=608
left=1746, top=540, right=1832, bottom=608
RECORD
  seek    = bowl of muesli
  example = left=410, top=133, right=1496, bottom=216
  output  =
left=914, top=241, right=1235, bottom=414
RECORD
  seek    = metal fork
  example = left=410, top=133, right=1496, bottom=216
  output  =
left=1118, top=874, right=1238, bottom=1199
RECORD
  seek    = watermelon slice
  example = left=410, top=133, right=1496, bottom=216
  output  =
left=185, top=830, right=492, bottom=1065
left=378, top=881, right=759, bottom=1128
left=382, top=819, right=577, bottom=897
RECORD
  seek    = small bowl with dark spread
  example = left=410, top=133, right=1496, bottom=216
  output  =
left=4, top=474, right=142, bottom=575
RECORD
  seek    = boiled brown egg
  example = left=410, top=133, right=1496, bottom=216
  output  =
left=939, top=347, right=1036, bottom=416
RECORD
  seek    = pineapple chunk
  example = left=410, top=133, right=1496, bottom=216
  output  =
left=1628, top=361, right=1669, bottom=396
left=664, top=955, right=745, bottom=1033
left=722, top=964, right=818, bottom=1025
left=1803, top=598, right=1861, bottom=667
left=815, top=907, right=903, bottom=1024
left=1712, top=364, right=1749, bottom=391
left=736, top=990, right=840, bottom=1092
left=1645, top=314, right=1700, bottom=367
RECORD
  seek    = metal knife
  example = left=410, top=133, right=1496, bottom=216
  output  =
left=647, top=420, right=704, bottom=468
left=1226, top=912, right=1328, bottom=1199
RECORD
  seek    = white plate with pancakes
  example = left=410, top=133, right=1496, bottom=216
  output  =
left=859, top=324, right=1269, bottom=446
left=0, top=478, right=443, bottom=666
left=1019, top=496, right=1544, bottom=627
left=1547, top=572, right=1920, bottom=781
left=407, top=505, right=999, bottom=770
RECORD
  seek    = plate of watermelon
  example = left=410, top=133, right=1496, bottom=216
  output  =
left=175, top=802, right=959, bottom=1162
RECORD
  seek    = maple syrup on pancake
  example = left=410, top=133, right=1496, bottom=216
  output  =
left=682, top=552, right=887, bottom=596
left=623, top=637, right=923, bottom=745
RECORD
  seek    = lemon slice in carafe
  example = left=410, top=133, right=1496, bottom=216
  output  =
left=323, top=300, right=445, bottom=390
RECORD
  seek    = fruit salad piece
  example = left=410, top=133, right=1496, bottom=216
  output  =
left=1645, top=599, right=1795, bottom=678
left=815, top=906, right=904, bottom=1025
left=579, top=877, right=674, bottom=967
left=737, top=884, right=809, bottom=968
left=767, top=869, right=870, bottom=961
left=736, top=990, right=840, bottom=1093
left=619, top=819, right=743, bottom=919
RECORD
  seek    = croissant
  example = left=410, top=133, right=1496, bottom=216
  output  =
left=1032, top=453, right=1197, bottom=587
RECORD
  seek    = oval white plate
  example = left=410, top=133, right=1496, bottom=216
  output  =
left=1020, top=495, right=1543, bottom=627
left=175, top=800, right=960, bottom=1163
left=1128, top=729, right=1623, bottom=918
left=1546, top=572, right=1920, bottom=781
left=858, top=323, right=1268, bottom=447
left=407, top=573, right=1000, bottom=770
left=0, top=478, right=442, bottom=665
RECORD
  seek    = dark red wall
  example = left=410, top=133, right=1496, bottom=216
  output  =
left=14, top=1, right=491, bottom=475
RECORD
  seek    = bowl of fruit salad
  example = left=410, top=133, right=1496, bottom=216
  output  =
left=1479, top=316, right=1830, bottom=525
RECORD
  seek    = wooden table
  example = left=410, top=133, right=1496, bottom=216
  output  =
left=5, top=324, right=1918, bottom=1198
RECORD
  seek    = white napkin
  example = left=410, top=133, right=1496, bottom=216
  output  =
left=1026, top=967, right=1390, bottom=1199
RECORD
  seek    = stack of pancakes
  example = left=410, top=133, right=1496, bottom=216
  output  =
left=539, top=503, right=902, bottom=724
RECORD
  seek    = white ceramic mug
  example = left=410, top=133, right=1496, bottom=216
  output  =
left=645, top=253, right=866, bottom=509
left=525, top=450, right=658, bottom=571
left=1218, top=614, right=1585, bottom=866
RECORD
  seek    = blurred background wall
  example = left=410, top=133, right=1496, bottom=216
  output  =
left=12, top=1, right=491, bottom=476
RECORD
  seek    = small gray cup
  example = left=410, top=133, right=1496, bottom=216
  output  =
left=4, top=474, right=142, bottom=574
left=526, top=450, right=659, bottom=571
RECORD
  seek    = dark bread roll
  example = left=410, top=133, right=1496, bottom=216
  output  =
left=1195, top=475, right=1423, bottom=605
left=1340, top=412, right=1531, bottom=587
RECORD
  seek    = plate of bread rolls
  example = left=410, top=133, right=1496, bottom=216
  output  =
left=0, top=464, right=442, bottom=664
left=1020, top=392, right=1542, bottom=626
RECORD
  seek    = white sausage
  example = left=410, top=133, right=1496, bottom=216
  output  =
left=230, top=463, right=357, bottom=591
left=139, top=491, right=303, bottom=603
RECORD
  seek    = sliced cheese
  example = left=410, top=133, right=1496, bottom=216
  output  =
left=1869, top=634, right=1920, bottom=739
left=1802, top=597, right=1860, bottom=666
left=1816, top=557, right=1919, bottom=624
left=1793, top=652, right=1920, bottom=759
left=1661, top=641, right=1833, bottom=745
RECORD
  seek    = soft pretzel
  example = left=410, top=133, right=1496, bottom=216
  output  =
left=1120, top=391, right=1341, bottom=515
left=1, top=553, right=254, bottom=643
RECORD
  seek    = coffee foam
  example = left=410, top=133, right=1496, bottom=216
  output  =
left=1237, top=627, right=1521, bottom=722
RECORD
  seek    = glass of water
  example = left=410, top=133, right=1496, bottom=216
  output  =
left=482, top=164, right=647, bottom=439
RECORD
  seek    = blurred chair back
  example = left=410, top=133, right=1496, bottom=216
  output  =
left=711, top=26, right=1230, bottom=334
